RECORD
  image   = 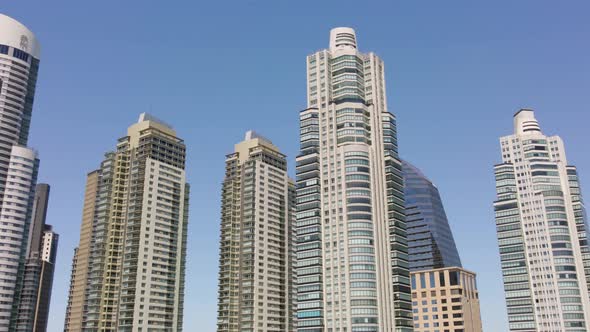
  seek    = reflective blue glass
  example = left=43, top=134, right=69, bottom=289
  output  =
left=402, top=160, right=462, bottom=271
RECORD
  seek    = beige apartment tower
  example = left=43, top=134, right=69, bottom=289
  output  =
left=64, top=171, right=99, bottom=331
left=216, top=131, right=295, bottom=332
left=64, top=114, right=189, bottom=331
left=411, top=267, right=482, bottom=332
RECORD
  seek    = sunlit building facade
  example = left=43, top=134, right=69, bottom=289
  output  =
left=0, top=14, right=46, bottom=331
left=295, top=27, right=412, bottom=332
left=64, top=114, right=189, bottom=331
left=410, top=267, right=481, bottom=332
left=494, top=109, right=590, bottom=331
left=217, top=131, right=295, bottom=332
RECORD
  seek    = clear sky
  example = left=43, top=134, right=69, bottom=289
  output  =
left=2, top=1, right=590, bottom=331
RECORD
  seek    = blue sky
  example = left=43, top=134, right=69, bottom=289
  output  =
left=3, top=1, right=590, bottom=331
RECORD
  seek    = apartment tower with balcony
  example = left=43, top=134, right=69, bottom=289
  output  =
left=295, top=28, right=413, bottom=332
left=494, top=109, right=590, bottom=331
left=0, top=14, right=52, bottom=331
left=217, top=131, right=295, bottom=332
left=64, top=114, right=189, bottom=331
left=15, top=184, right=59, bottom=332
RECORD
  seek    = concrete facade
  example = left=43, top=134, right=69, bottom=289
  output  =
left=64, top=114, right=189, bottom=331
left=494, top=109, right=590, bottom=331
left=411, top=267, right=481, bottom=332
left=295, top=27, right=412, bottom=332
left=217, top=131, right=295, bottom=332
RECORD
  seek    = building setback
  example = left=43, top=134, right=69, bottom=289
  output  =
left=494, top=109, right=590, bottom=331
left=295, top=27, right=412, bottom=331
left=64, top=114, right=189, bottom=331
left=217, top=131, right=295, bottom=332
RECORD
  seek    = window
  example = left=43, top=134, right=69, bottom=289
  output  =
left=12, top=49, right=29, bottom=62
left=449, top=271, right=460, bottom=286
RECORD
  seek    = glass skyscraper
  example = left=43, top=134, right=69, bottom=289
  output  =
left=295, top=27, right=412, bottom=332
left=494, top=109, right=590, bottom=331
left=403, top=160, right=462, bottom=271
left=402, top=161, right=483, bottom=332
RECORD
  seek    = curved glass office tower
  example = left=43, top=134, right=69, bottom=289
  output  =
left=295, top=28, right=412, bottom=332
left=494, top=109, right=590, bottom=331
left=402, top=160, right=462, bottom=271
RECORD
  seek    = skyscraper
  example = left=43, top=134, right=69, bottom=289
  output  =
left=64, top=114, right=189, bottom=331
left=403, top=160, right=462, bottom=271
left=0, top=147, right=39, bottom=330
left=0, top=14, right=46, bottom=331
left=216, top=131, right=295, bottom=332
left=295, top=27, right=412, bottom=332
left=64, top=171, right=99, bottom=331
left=494, top=109, right=590, bottom=331
left=16, top=184, right=59, bottom=332
left=0, top=14, right=40, bottom=183
left=403, top=162, right=482, bottom=332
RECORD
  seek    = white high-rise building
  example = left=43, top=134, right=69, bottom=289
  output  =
left=0, top=146, right=38, bottom=330
left=295, top=28, right=412, bottom=332
left=494, top=109, right=590, bottom=331
left=0, top=15, right=44, bottom=331
left=0, top=15, right=41, bottom=203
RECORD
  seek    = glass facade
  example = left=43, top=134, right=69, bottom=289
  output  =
left=403, top=161, right=462, bottom=271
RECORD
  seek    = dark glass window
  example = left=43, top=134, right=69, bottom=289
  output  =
left=449, top=271, right=460, bottom=286
left=12, top=49, right=29, bottom=62
left=439, top=271, right=446, bottom=287
left=0, top=44, right=8, bottom=54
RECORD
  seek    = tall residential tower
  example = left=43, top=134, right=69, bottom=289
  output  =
left=494, top=109, right=590, bottom=331
left=16, top=184, right=59, bottom=332
left=295, top=28, right=412, bottom=332
left=216, top=131, right=295, bottom=332
left=64, top=114, right=189, bottom=331
left=0, top=14, right=48, bottom=331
